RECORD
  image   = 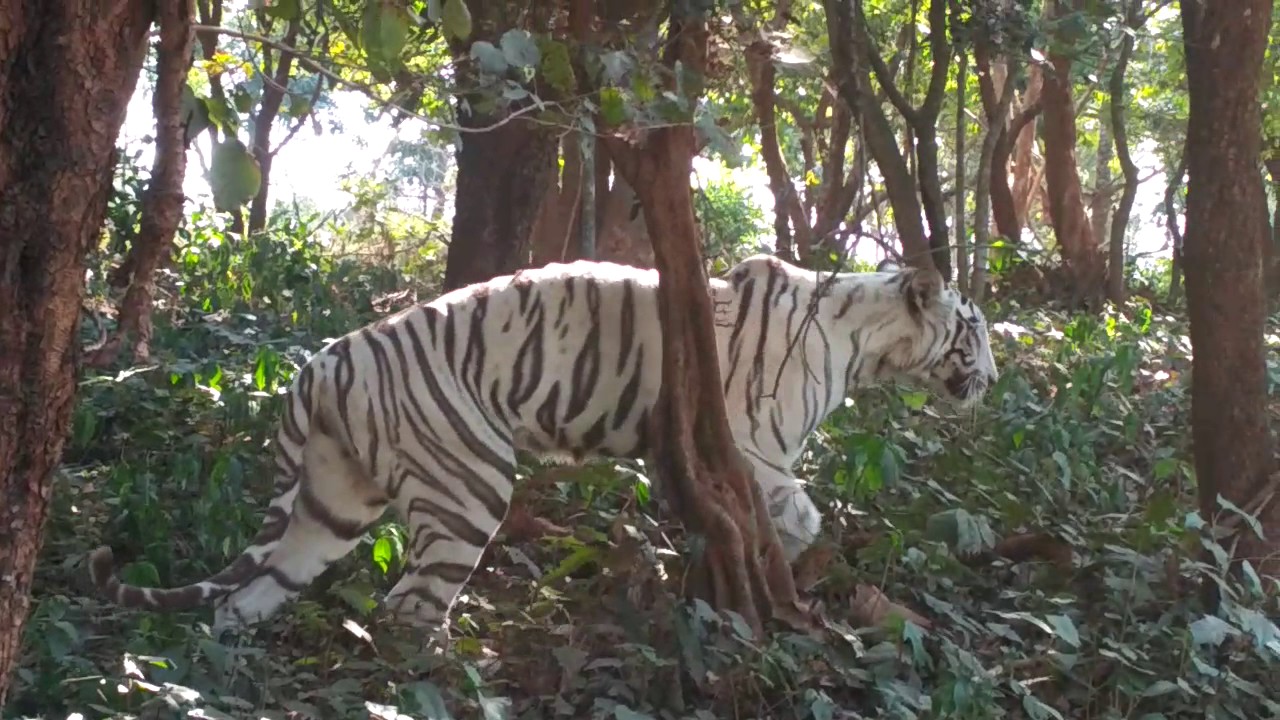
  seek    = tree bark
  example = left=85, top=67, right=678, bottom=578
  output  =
left=1165, top=152, right=1186, bottom=302
left=1106, top=0, right=1142, bottom=304
left=973, top=56, right=1019, bottom=301
left=442, top=2, right=567, bottom=290
left=444, top=113, right=558, bottom=291
left=1180, top=0, right=1278, bottom=585
left=1010, top=65, right=1044, bottom=229
left=746, top=39, right=815, bottom=262
left=0, top=0, right=153, bottom=704
left=245, top=13, right=301, bottom=234
left=603, top=6, right=803, bottom=634
left=862, top=0, right=952, bottom=278
left=1041, top=0, right=1103, bottom=307
left=87, top=0, right=195, bottom=367
left=823, top=0, right=934, bottom=271
left=954, top=50, right=969, bottom=294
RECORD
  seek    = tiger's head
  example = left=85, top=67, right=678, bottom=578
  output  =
left=869, top=259, right=998, bottom=408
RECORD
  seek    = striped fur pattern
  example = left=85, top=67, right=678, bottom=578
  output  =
left=88, top=254, right=997, bottom=636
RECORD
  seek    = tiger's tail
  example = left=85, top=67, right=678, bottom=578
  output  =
left=87, top=362, right=318, bottom=614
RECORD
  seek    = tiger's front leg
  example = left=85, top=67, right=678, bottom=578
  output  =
left=751, top=464, right=823, bottom=562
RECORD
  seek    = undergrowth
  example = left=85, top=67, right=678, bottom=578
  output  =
left=8, top=202, right=1280, bottom=719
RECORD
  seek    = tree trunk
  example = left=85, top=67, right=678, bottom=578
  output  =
left=1180, top=0, right=1278, bottom=585
left=1264, top=157, right=1280, bottom=297
left=975, top=48, right=1023, bottom=243
left=747, top=38, right=815, bottom=262
left=87, top=0, right=195, bottom=367
left=603, top=6, right=803, bottom=634
left=954, top=50, right=969, bottom=294
left=973, top=55, right=1019, bottom=301
left=1106, top=0, right=1141, bottom=305
left=824, top=0, right=934, bottom=270
left=246, top=14, right=302, bottom=234
left=1041, top=0, right=1102, bottom=307
left=1010, top=65, right=1044, bottom=228
left=443, top=112, right=558, bottom=290
left=1165, top=152, right=1186, bottom=302
left=1090, top=111, right=1114, bottom=257
left=0, top=0, right=153, bottom=704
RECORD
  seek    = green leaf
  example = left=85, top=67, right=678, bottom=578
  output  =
left=209, top=137, right=262, bottom=212
left=613, top=707, right=656, bottom=720
left=499, top=29, right=540, bottom=68
left=470, top=41, right=509, bottom=75
left=263, top=0, right=300, bottom=20
left=372, top=536, right=394, bottom=574
left=1021, top=694, right=1064, bottom=720
left=1140, top=680, right=1181, bottom=698
left=1189, top=614, right=1236, bottom=647
left=1046, top=613, right=1080, bottom=648
left=538, top=38, right=575, bottom=95
left=599, top=86, right=628, bottom=126
left=361, top=0, right=411, bottom=70
left=403, top=680, right=454, bottom=720
left=900, top=390, right=929, bottom=410
left=441, top=0, right=472, bottom=41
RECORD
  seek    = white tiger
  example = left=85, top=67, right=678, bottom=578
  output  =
left=88, top=254, right=997, bottom=635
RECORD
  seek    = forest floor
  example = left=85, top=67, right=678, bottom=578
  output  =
left=8, top=233, right=1280, bottom=719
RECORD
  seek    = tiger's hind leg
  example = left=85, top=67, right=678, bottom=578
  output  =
left=214, top=418, right=389, bottom=632
left=382, top=445, right=516, bottom=642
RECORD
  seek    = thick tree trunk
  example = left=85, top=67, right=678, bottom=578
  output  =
left=1041, top=0, right=1103, bottom=307
left=87, top=0, right=195, bottom=367
left=443, top=114, right=558, bottom=290
left=442, top=1, right=560, bottom=291
left=0, top=0, right=153, bottom=704
left=1180, top=0, right=1278, bottom=584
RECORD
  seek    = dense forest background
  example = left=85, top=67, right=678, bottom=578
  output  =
left=1, top=0, right=1279, bottom=718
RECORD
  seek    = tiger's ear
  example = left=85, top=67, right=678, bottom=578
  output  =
left=876, top=258, right=902, bottom=273
left=903, top=266, right=944, bottom=313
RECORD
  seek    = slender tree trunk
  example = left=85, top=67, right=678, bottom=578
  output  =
left=1180, top=0, right=1278, bottom=586
left=955, top=50, right=969, bottom=294
left=0, top=0, right=153, bottom=704
left=87, top=0, right=195, bottom=367
left=603, top=6, right=803, bottom=634
left=246, top=15, right=301, bottom=233
left=1041, top=0, right=1103, bottom=307
left=1265, top=157, right=1280, bottom=297
left=1091, top=113, right=1114, bottom=256
left=1010, top=65, right=1044, bottom=228
left=746, top=39, right=814, bottom=261
left=975, top=49, right=1022, bottom=243
left=1165, top=152, right=1186, bottom=302
left=824, top=0, right=934, bottom=270
left=973, top=55, right=1019, bottom=300
left=1107, top=0, right=1141, bottom=304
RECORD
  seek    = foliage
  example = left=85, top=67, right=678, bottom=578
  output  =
left=11, top=166, right=1280, bottom=717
